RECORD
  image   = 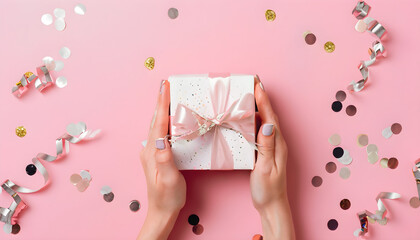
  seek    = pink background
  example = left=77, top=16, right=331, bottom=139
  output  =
left=0, top=0, right=419, bottom=239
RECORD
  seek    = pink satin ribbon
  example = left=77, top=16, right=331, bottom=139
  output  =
left=172, top=77, right=255, bottom=169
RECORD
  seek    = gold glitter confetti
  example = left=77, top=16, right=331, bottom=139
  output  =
left=324, top=41, right=335, bottom=53
left=265, top=9, right=276, bottom=21
left=15, top=126, right=27, bottom=137
left=144, top=57, right=155, bottom=70
left=24, top=72, right=34, bottom=78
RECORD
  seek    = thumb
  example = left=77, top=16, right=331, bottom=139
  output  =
left=256, top=123, right=275, bottom=167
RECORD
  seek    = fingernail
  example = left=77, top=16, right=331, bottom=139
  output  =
left=262, top=124, right=274, bottom=136
left=160, top=80, right=166, bottom=94
left=259, top=82, right=265, bottom=91
left=155, top=138, right=165, bottom=150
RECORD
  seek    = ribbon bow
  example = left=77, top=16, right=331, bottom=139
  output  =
left=171, top=77, right=255, bottom=169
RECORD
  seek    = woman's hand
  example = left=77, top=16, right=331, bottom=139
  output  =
left=250, top=76, right=295, bottom=240
left=138, top=80, right=186, bottom=240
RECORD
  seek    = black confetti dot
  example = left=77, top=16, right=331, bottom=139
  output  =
left=25, top=164, right=37, bottom=176
left=331, top=101, right=342, bottom=112
left=327, top=219, right=339, bottom=231
left=333, top=147, right=344, bottom=158
left=188, top=214, right=199, bottom=226
left=340, top=199, right=351, bottom=210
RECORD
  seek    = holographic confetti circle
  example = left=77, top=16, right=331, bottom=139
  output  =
left=56, top=76, right=68, bottom=88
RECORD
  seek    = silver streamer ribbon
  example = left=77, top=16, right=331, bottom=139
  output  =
left=413, top=160, right=420, bottom=199
left=354, top=192, right=400, bottom=237
left=348, top=1, right=387, bottom=92
left=12, top=65, right=54, bottom=98
left=0, top=122, right=100, bottom=233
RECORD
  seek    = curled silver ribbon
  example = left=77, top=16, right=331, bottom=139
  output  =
left=348, top=1, right=387, bottom=92
left=11, top=65, right=54, bottom=98
left=413, top=160, right=420, bottom=199
left=354, top=192, right=400, bottom=237
left=0, top=122, right=100, bottom=233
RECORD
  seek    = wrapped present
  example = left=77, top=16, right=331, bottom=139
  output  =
left=169, top=73, right=256, bottom=170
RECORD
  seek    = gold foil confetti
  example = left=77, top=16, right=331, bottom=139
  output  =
left=265, top=9, right=276, bottom=21
left=144, top=57, right=155, bottom=70
left=328, top=133, right=341, bottom=146
left=15, top=126, right=26, bottom=138
left=357, top=134, right=369, bottom=147
left=324, top=41, right=335, bottom=53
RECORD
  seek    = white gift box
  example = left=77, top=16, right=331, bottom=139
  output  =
left=169, top=73, right=256, bottom=170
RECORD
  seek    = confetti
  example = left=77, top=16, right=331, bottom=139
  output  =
left=25, top=164, right=37, bottom=176
left=252, top=234, right=263, bottom=240
left=331, top=101, right=342, bottom=112
left=409, top=197, right=420, bottom=209
left=56, top=76, right=68, bottom=88
left=333, top=147, right=344, bottom=158
left=41, top=14, right=53, bottom=25
left=311, top=176, right=323, bottom=187
left=100, top=186, right=114, bottom=203
left=345, top=105, right=357, bottom=116
left=357, top=134, right=369, bottom=147
left=129, top=200, right=141, bottom=212
left=192, top=224, right=204, bottom=235
left=0, top=182, right=27, bottom=234
left=340, top=199, right=351, bottom=210
left=348, top=2, right=387, bottom=92
left=70, top=174, right=82, bottom=185
left=54, top=8, right=66, bottom=18
left=325, top=162, right=337, bottom=173
left=11, top=224, right=20, bottom=234
left=168, top=8, right=179, bottom=19
left=74, top=4, right=87, bottom=15
left=324, top=41, right=335, bottom=53
left=304, top=33, right=316, bottom=45
left=55, top=18, right=66, bottom=31
left=15, top=126, right=26, bottom=137
left=387, top=157, right=398, bottom=169
left=354, top=192, right=400, bottom=237
left=379, top=158, right=388, bottom=168
left=265, top=9, right=276, bottom=21
left=337, top=150, right=353, bottom=165
left=391, top=123, right=402, bottom=134
left=366, top=144, right=379, bottom=164
left=100, top=185, right=112, bottom=195
left=328, top=134, right=341, bottom=146
left=335, top=90, right=346, bottom=102
left=188, top=214, right=200, bottom=225
left=382, top=126, right=393, bottom=139
left=327, top=219, right=338, bottom=231
left=339, top=167, right=351, bottom=179
left=144, top=57, right=155, bottom=70
left=70, top=170, right=92, bottom=192
left=59, top=47, right=71, bottom=59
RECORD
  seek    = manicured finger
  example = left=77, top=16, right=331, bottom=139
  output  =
left=155, top=138, right=178, bottom=177
left=148, top=80, right=170, bottom=141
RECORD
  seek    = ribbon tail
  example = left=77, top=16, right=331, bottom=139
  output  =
left=210, top=127, right=234, bottom=170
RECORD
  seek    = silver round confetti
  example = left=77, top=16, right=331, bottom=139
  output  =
left=43, top=56, right=54, bottom=64
left=129, top=200, right=141, bottom=212
left=339, top=167, right=351, bottom=179
left=168, top=8, right=179, bottom=19
left=380, top=158, right=389, bottom=168
left=55, top=60, right=64, bottom=71
left=54, top=18, right=66, bottom=31
left=328, top=133, right=341, bottom=146
left=366, top=144, right=378, bottom=154
left=368, top=152, right=379, bottom=164
left=80, top=170, right=91, bottom=181
left=100, top=185, right=112, bottom=195
left=59, top=47, right=71, bottom=59
left=54, top=8, right=66, bottom=18
left=55, top=76, right=68, bottom=88
left=337, top=150, right=352, bottom=165
left=3, top=223, right=12, bottom=234
left=382, top=126, right=393, bottom=139
left=41, top=13, right=53, bottom=26
left=74, top=4, right=87, bottom=15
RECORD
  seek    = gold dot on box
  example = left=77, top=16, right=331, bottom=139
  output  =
left=16, top=126, right=27, bottom=137
left=144, top=57, right=155, bottom=70
left=24, top=72, right=34, bottom=78
left=265, top=9, right=276, bottom=21
left=324, top=41, right=335, bottom=53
